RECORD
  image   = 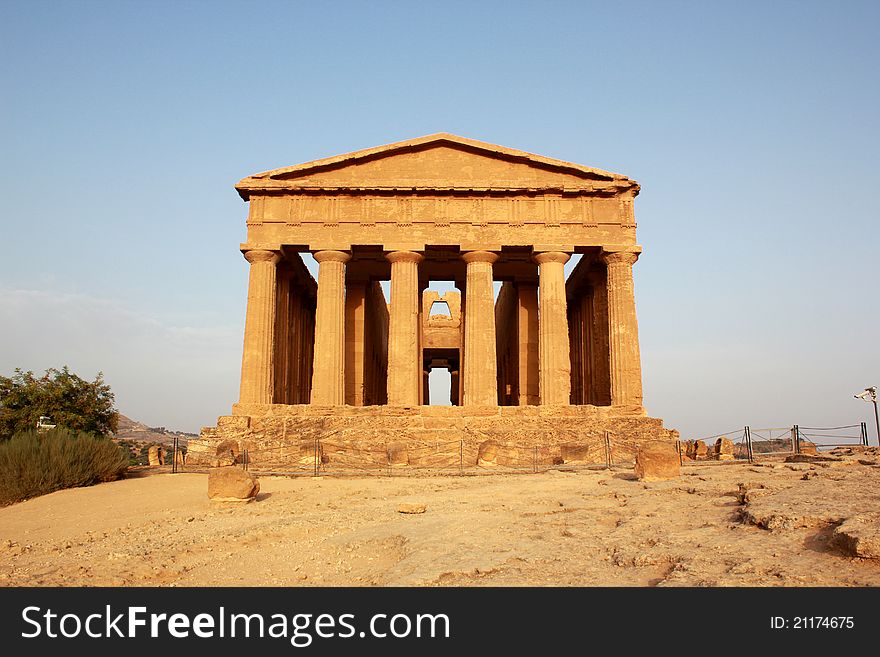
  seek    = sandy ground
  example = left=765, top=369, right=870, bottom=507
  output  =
left=1, top=449, right=879, bottom=586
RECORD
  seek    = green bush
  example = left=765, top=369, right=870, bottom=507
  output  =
left=0, top=428, right=128, bottom=506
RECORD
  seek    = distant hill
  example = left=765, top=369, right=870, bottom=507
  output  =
left=114, top=413, right=196, bottom=446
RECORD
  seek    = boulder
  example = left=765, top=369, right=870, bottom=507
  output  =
left=714, top=437, right=735, bottom=460
left=634, top=442, right=680, bottom=481
left=148, top=445, right=164, bottom=466
left=207, top=467, right=260, bottom=502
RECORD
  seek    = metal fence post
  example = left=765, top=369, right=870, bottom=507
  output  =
left=172, top=436, right=178, bottom=474
left=314, top=439, right=319, bottom=477
left=794, top=425, right=801, bottom=454
left=676, top=440, right=683, bottom=466
left=459, top=440, right=463, bottom=476
left=533, top=446, right=538, bottom=473
left=862, top=422, right=869, bottom=447
left=604, top=431, right=612, bottom=468
left=745, top=426, right=753, bottom=463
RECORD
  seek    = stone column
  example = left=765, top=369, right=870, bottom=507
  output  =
left=462, top=250, right=499, bottom=406
left=288, top=284, right=303, bottom=403
left=239, top=249, right=281, bottom=404
left=534, top=251, right=571, bottom=405
left=344, top=280, right=368, bottom=406
left=517, top=282, right=540, bottom=405
left=586, top=268, right=611, bottom=405
left=386, top=250, right=423, bottom=405
left=310, top=250, right=351, bottom=405
left=602, top=250, right=643, bottom=409
left=579, top=290, right=594, bottom=404
left=274, top=264, right=291, bottom=404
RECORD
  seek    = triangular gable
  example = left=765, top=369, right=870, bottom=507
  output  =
left=236, top=133, right=636, bottom=199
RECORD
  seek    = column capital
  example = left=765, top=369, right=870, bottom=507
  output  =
left=385, top=250, right=424, bottom=265
left=461, top=250, right=499, bottom=265
left=602, top=251, right=639, bottom=267
left=243, top=249, right=281, bottom=265
left=533, top=251, right=570, bottom=266
left=313, top=250, right=352, bottom=264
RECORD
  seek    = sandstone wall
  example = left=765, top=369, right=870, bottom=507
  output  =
left=189, top=405, right=678, bottom=471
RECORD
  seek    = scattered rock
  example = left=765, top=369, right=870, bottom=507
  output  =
left=397, top=503, right=427, bottom=514
left=634, top=442, right=680, bottom=481
left=207, top=467, right=260, bottom=502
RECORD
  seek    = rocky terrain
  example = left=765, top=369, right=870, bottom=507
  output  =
left=0, top=447, right=878, bottom=586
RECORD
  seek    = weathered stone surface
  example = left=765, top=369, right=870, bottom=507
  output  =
left=478, top=440, right=499, bottom=467
left=560, top=443, right=598, bottom=463
left=714, top=438, right=735, bottom=460
left=195, top=134, right=677, bottom=463
left=214, top=440, right=239, bottom=467
left=833, top=513, right=880, bottom=559
left=634, top=442, right=680, bottom=481
left=387, top=442, right=409, bottom=466
left=687, top=439, right=708, bottom=460
left=397, top=503, right=427, bottom=514
left=798, top=440, right=818, bottom=456
left=147, top=446, right=164, bottom=466
left=207, top=467, right=260, bottom=502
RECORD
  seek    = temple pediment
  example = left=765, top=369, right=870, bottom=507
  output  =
left=236, top=133, right=637, bottom=198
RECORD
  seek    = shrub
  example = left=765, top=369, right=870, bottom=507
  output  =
left=0, top=366, right=118, bottom=440
left=0, top=428, right=128, bottom=506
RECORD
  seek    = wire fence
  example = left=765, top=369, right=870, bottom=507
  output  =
left=680, top=422, right=870, bottom=465
left=173, top=431, right=660, bottom=478
left=164, top=421, right=871, bottom=477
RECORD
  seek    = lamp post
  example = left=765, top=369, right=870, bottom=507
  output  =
left=854, top=386, right=879, bottom=447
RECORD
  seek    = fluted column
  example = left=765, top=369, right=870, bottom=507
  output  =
left=310, top=250, right=351, bottom=405
left=517, top=282, right=540, bottom=405
left=344, top=281, right=368, bottom=406
left=462, top=250, right=499, bottom=406
left=534, top=251, right=571, bottom=405
left=239, top=249, right=281, bottom=404
left=386, top=250, right=423, bottom=405
left=602, top=250, right=643, bottom=409
left=274, top=264, right=291, bottom=404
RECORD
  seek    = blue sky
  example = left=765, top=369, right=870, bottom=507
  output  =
left=1, top=0, right=877, bottom=439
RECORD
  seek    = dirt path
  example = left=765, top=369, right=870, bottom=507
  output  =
left=1, top=450, right=879, bottom=586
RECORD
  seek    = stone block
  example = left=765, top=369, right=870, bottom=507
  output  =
left=713, top=437, right=735, bottom=460
left=147, top=445, right=164, bottom=466
left=208, top=467, right=260, bottom=502
left=634, top=441, right=680, bottom=481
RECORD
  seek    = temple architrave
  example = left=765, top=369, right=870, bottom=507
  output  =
left=191, top=134, right=677, bottom=467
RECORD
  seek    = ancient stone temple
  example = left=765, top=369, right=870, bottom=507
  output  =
left=191, top=134, right=676, bottom=468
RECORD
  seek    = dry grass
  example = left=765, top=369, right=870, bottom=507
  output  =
left=0, top=428, right=127, bottom=505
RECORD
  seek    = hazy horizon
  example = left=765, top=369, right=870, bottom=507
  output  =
left=1, top=1, right=877, bottom=440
